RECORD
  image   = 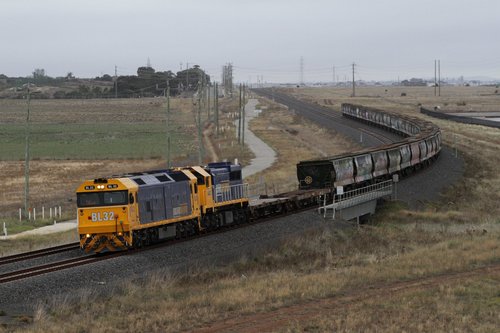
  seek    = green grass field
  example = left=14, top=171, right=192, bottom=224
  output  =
left=0, top=122, right=193, bottom=160
left=0, top=98, right=199, bottom=160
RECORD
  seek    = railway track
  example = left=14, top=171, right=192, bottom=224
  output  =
left=0, top=194, right=325, bottom=285
left=0, top=253, right=123, bottom=284
left=253, top=88, right=399, bottom=146
left=0, top=242, right=80, bottom=266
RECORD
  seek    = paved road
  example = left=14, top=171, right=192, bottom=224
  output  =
left=253, top=88, right=464, bottom=209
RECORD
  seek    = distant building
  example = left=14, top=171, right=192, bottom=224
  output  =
left=401, top=78, right=427, bottom=86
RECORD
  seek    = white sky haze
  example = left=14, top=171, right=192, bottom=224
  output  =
left=1, top=0, right=499, bottom=82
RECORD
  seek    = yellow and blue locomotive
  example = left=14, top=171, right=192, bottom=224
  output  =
left=76, top=162, right=249, bottom=253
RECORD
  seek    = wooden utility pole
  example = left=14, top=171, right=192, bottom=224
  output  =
left=207, top=82, right=211, bottom=120
left=186, top=62, right=189, bottom=91
left=434, top=60, right=437, bottom=96
left=242, top=85, right=245, bottom=145
left=215, top=83, right=219, bottom=138
left=24, top=83, right=31, bottom=220
left=166, top=84, right=171, bottom=168
left=197, top=81, right=203, bottom=164
left=238, top=83, right=242, bottom=143
left=352, top=63, right=356, bottom=97
left=114, top=65, right=118, bottom=98
left=438, top=60, right=441, bottom=97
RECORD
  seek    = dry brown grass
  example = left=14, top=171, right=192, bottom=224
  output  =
left=18, top=222, right=500, bottom=333
left=284, top=276, right=500, bottom=333
left=207, top=94, right=254, bottom=166
left=243, top=94, right=359, bottom=191
left=0, top=230, right=78, bottom=257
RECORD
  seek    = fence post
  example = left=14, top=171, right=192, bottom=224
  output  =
left=42, top=206, right=45, bottom=220
left=19, top=208, right=22, bottom=222
left=3, top=222, right=6, bottom=237
left=59, top=206, right=62, bottom=218
left=50, top=207, right=52, bottom=219
left=28, top=210, right=31, bottom=221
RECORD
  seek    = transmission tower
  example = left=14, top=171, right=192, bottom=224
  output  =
left=300, top=56, right=304, bottom=85
left=222, top=63, right=233, bottom=97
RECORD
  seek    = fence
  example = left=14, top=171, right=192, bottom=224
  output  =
left=17, top=206, right=63, bottom=221
left=320, top=180, right=394, bottom=219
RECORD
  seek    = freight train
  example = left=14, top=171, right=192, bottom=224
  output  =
left=77, top=162, right=250, bottom=253
left=77, top=103, right=442, bottom=253
left=297, top=104, right=442, bottom=190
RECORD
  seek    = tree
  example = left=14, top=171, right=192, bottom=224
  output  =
left=137, top=66, right=155, bottom=78
left=32, top=68, right=46, bottom=79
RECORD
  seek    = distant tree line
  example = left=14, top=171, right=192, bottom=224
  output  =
left=0, top=65, right=210, bottom=99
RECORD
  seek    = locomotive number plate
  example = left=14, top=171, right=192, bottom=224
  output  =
left=91, top=212, right=115, bottom=222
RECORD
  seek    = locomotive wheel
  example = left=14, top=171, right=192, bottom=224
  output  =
left=201, top=216, right=210, bottom=231
left=148, top=228, right=159, bottom=244
left=133, top=231, right=143, bottom=249
left=175, top=223, right=182, bottom=239
left=192, top=220, right=200, bottom=235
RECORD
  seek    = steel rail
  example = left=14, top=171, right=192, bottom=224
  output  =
left=0, top=242, right=81, bottom=266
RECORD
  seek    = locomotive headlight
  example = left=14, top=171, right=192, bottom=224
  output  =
left=86, top=234, right=91, bottom=238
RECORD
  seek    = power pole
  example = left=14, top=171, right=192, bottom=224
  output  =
left=238, top=83, right=242, bottom=143
left=352, top=63, right=356, bottom=97
left=300, top=56, right=304, bottom=85
left=197, top=80, right=203, bottom=164
left=434, top=60, right=437, bottom=96
left=215, top=83, right=219, bottom=138
left=186, top=62, right=189, bottom=92
left=24, top=83, right=31, bottom=220
left=207, top=82, right=211, bottom=120
left=438, top=60, right=441, bottom=97
left=242, top=84, right=245, bottom=145
left=114, top=65, right=118, bottom=98
left=166, top=83, right=171, bottom=168
left=332, top=65, right=335, bottom=85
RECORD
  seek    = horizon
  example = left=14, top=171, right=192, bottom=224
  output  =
left=1, top=0, right=499, bottom=83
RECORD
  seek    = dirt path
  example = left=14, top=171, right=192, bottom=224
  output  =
left=203, top=123, right=219, bottom=162
left=239, top=98, right=277, bottom=178
left=193, top=263, right=500, bottom=333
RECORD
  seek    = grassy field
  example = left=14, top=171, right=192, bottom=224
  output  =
left=16, top=221, right=500, bottom=332
left=0, top=98, right=197, bottom=160
left=2, top=87, right=500, bottom=331
left=0, top=96, right=253, bottom=226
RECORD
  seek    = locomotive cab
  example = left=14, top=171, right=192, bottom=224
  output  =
left=76, top=178, right=137, bottom=253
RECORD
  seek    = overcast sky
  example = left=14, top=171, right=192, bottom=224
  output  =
left=1, top=0, right=499, bottom=82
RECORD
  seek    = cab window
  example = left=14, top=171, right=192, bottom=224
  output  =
left=77, top=190, right=128, bottom=207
